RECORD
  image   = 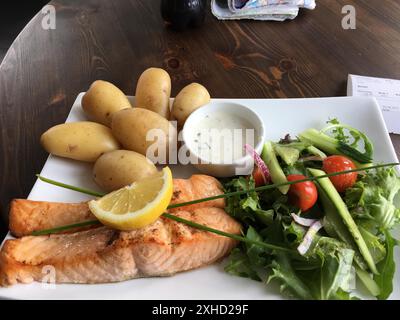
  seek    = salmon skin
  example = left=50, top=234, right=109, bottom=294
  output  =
left=0, top=208, right=241, bottom=286
left=10, top=175, right=226, bottom=237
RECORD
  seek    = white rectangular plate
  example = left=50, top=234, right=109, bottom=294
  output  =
left=1, top=95, right=399, bottom=300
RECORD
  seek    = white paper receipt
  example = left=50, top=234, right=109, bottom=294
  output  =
left=347, top=74, right=400, bottom=134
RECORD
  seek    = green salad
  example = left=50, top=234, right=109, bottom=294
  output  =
left=223, top=119, right=400, bottom=300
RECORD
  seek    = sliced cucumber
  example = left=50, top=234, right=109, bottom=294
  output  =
left=274, top=144, right=300, bottom=166
left=299, top=129, right=373, bottom=165
left=356, top=267, right=381, bottom=297
left=307, top=146, right=327, bottom=159
left=318, top=182, right=367, bottom=270
left=308, top=168, right=378, bottom=274
left=262, top=141, right=289, bottom=194
left=299, top=129, right=338, bottom=155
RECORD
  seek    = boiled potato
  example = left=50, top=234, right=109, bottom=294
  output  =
left=41, top=122, right=120, bottom=162
left=135, top=68, right=171, bottom=119
left=82, top=80, right=132, bottom=126
left=172, top=83, right=210, bottom=127
left=112, top=108, right=177, bottom=163
left=93, top=150, right=157, bottom=191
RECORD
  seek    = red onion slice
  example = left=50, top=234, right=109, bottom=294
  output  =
left=291, top=213, right=318, bottom=227
left=244, top=144, right=271, bottom=183
left=297, top=220, right=323, bottom=255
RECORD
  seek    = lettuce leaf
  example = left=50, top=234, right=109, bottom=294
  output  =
left=225, top=227, right=272, bottom=281
left=268, top=253, right=313, bottom=300
left=225, top=248, right=261, bottom=281
left=245, top=226, right=270, bottom=267
left=345, top=167, right=400, bottom=229
left=325, top=118, right=374, bottom=159
left=224, top=176, right=294, bottom=227
left=306, top=238, right=356, bottom=299
left=268, top=237, right=356, bottom=300
left=374, top=230, right=397, bottom=300
left=358, top=225, right=386, bottom=264
left=224, top=176, right=259, bottom=224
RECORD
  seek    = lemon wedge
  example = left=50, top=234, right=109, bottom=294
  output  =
left=88, top=167, right=173, bottom=230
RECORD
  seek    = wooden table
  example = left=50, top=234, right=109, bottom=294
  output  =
left=1, top=0, right=400, bottom=233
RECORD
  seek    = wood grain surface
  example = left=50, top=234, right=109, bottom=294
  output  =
left=1, top=0, right=400, bottom=232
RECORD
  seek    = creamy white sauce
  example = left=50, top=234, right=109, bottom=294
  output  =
left=190, top=111, right=259, bottom=164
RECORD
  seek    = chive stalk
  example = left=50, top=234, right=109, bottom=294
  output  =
left=162, top=213, right=293, bottom=253
left=32, top=220, right=101, bottom=236
left=33, top=162, right=399, bottom=237
left=30, top=212, right=293, bottom=254
left=36, top=175, right=104, bottom=197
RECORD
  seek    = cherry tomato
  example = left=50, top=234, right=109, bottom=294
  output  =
left=322, top=155, right=357, bottom=193
left=252, top=167, right=267, bottom=187
left=287, top=174, right=318, bottom=212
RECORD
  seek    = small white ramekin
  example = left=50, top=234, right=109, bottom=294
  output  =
left=182, top=102, right=266, bottom=177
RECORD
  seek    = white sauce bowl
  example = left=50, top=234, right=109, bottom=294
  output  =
left=182, top=102, right=266, bottom=177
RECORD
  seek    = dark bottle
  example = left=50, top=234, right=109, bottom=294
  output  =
left=161, top=0, right=206, bottom=31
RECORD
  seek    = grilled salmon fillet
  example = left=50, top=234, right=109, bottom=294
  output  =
left=0, top=208, right=241, bottom=286
left=9, top=201, right=96, bottom=238
left=10, top=175, right=226, bottom=237
left=169, top=175, right=225, bottom=212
